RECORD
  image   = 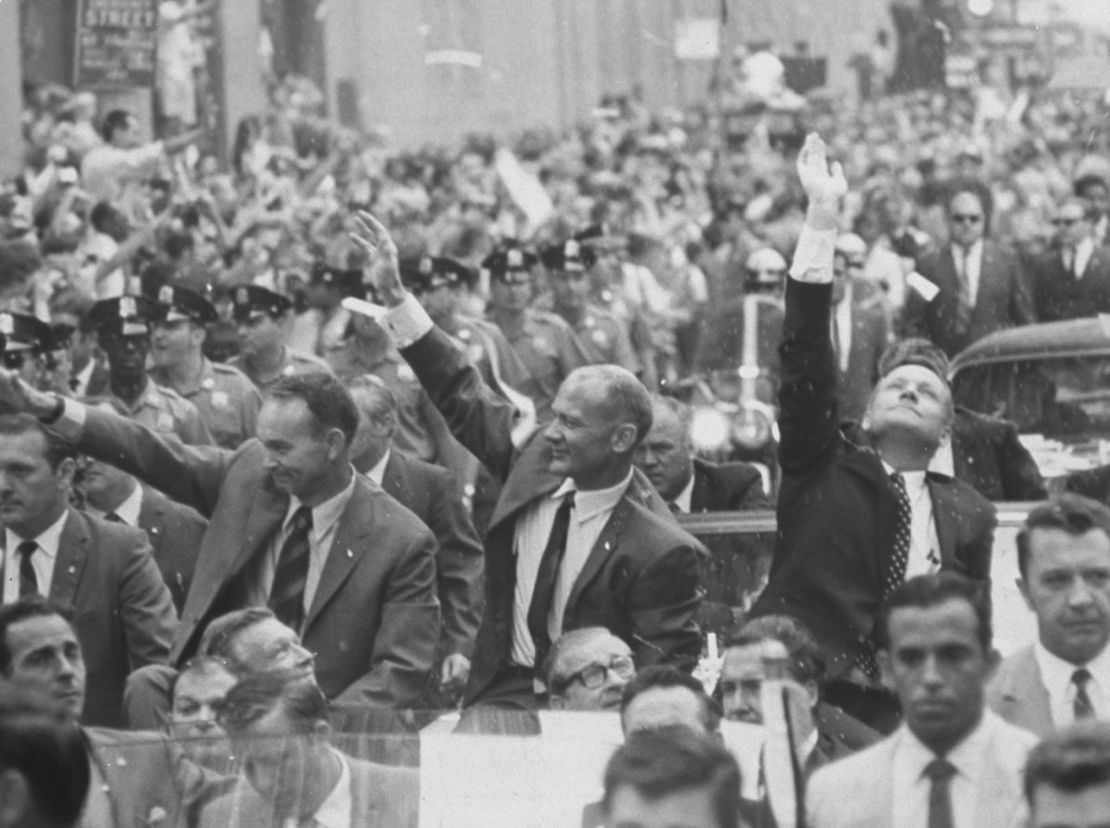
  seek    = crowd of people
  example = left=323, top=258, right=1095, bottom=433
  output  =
left=7, top=46, right=1110, bottom=826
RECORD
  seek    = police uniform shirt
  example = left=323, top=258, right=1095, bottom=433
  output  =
left=230, top=346, right=334, bottom=391
left=493, top=309, right=592, bottom=418
left=573, top=305, right=640, bottom=374
left=126, top=379, right=214, bottom=446
left=149, top=359, right=262, bottom=449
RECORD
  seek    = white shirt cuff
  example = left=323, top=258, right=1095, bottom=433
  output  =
left=789, top=224, right=838, bottom=284
left=382, top=293, right=434, bottom=349
left=49, top=397, right=87, bottom=442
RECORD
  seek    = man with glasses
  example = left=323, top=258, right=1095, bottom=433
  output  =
left=1031, top=195, right=1110, bottom=322
left=543, top=627, right=636, bottom=711
left=904, top=180, right=1033, bottom=356
left=228, top=285, right=333, bottom=390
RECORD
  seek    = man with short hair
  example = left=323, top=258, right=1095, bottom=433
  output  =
left=0, top=414, right=176, bottom=726
left=0, top=371, right=441, bottom=710
left=543, top=627, right=635, bottom=712
left=599, top=726, right=745, bottom=828
left=1075, top=173, right=1110, bottom=246
left=0, top=685, right=89, bottom=828
left=1031, top=195, right=1110, bottom=321
left=228, top=285, right=332, bottom=390
left=988, top=494, right=1110, bottom=737
left=353, top=212, right=704, bottom=710
left=1024, top=720, right=1110, bottom=828
left=168, top=656, right=239, bottom=772
left=620, top=665, right=721, bottom=737
left=806, top=572, right=1038, bottom=828
left=199, top=671, right=419, bottom=828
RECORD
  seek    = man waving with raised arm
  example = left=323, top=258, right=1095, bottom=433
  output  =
left=749, top=135, right=996, bottom=691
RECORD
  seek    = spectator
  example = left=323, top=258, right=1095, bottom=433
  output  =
left=1030, top=196, right=1110, bottom=322
left=228, top=285, right=332, bottom=390
left=543, top=627, right=635, bottom=712
left=620, top=665, right=721, bottom=737
left=1024, top=721, right=1110, bottom=828
left=168, top=656, right=239, bottom=771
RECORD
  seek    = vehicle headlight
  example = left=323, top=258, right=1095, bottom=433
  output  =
left=731, top=403, right=776, bottom=450
left=690, top=407, right=733, bottom=453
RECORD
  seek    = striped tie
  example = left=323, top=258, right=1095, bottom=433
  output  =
left=269, top=507, right=313, bottom=631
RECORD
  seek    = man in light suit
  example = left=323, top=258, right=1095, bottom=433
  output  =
left=903, top=180, right=1034, bottom=356
left=988, top=494, right=1110, bottom=737
left=351, top=212, right=704, bottom=710
left=807, top=573, right=1038, bottom=828
left=831, top=243, right=893, bottom=421
left=0, top=372, right=441, bottom=710
left=198, top=670, right=418, bottom=828
left=0, top=413, right=176, bottom=727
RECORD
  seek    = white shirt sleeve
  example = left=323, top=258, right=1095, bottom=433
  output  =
left=381, top=292, right=434, bottom=349
left=789, top=224, right=838, bottom=284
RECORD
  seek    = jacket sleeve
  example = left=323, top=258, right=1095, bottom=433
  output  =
left=778, top=279, right=840, bottom=477
left=117, top=530, right=177, bottom=670
left=333, top=528, right=441, bottom=708
left=401, top=327, right=518, bottom=481
left=626, top=543, right=704, bottom=670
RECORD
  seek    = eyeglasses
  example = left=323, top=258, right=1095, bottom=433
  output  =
left=563, top=654, right=635, bottom=690
left=951, top=214, right=983, bottom=224
left=1053, top=217, right=1082, bottom=227
left=747, top=269, right=785, bottom=279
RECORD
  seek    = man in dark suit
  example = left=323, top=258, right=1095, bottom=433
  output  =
left=903, top=179, right=1034, bottom=356
left=750, top=135, right=995, bottom=684
left=832, top=243, right=893, bottom=421
left=348, top=374, right=484, bottom=698
left=351, top=211, right=704, bottom=710
left=1031, top=195, right=1110, bottom=322
left=0, top=414, right=176, bottom=727
left=77, top=397, right=208, bottom=613
left=0, top=372, right=441, bottom=710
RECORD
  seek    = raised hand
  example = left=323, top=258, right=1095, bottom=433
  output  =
left=796, top=132, right=847, bottom=215
left=349, top=210, right=406, bottom=307
left=0, top=367, right=58, bottom=418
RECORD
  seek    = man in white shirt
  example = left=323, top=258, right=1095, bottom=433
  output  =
left=1032, top=195, right=1110, bottom=322
left=808, top=572, right=1038, bottom=828
left=988, top=494, right=1110, bottom=737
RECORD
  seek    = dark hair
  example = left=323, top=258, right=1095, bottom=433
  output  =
left=620, top=665, right=721, bottom=734
left=0, top=685, right=90, bottom=827
left=0, top=597, right=77, bottom=674
left=946, top=179, right=994, bottom=233
left=0, top=413, right=76, bottom=469
left=1025, top=721, right=1110, bottom=806
left=217, top=670, right=328, bottom=735
left=543, top=627, right=624, bottom=696
left=198, top=607, right=277, bottom=663
left=601, top=725, right=741, bottom=828
left=729, top=614, right=827, bottom=687
left=1057, top=194, right=1102, bottom=224
left=100, top=109, right=132, bottom=143
left=1017, top=494, right=1110, bottom=578
left=1074, top=173, right=1109, bottom=199
left=880, top=572, right=992, bottom=651
left=266, top=373, right=360, bottom=444
left=89, top=202, right=124, bottom=236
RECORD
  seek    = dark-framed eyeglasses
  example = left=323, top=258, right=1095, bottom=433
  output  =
left=1052, top=217, right=1082, bottom=227
left=564, top=654, right=635, bottom=690
left=951, top=214, right=983, bottom=225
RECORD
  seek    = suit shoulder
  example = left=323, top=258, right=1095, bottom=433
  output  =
left=696, top=459, right=762, bottom=486
left=356, top=476, right=434, bottom=537
left=987, top=646, right=1037, bottom=694
left=810, top=736, right=892, bottom=790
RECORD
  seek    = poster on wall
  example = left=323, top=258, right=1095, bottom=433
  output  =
left=74, top=0, right=159, bottom=89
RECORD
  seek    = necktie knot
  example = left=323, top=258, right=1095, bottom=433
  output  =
left=1074, top=667, right=1093, bottom=689
left=103, top=511, right=124, bottom=524
left=15, top=541, right=37, bottom=561
left=288, top=506, right=313, bottom=534
left=924, top=756, right=957, bottom=783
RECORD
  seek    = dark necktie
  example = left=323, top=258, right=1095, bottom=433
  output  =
left=955, top=247, right=973, bottom=334
left=1073, top=668, right=1096, bottom=720
left=667, top=500, right=681, bottom=515
left=527, top=493, right=575, bottom=667
left=885, top=472, right=912, bottom=599
left=925, top=757, right=957, bottom=828
left=16, top=541, right=39, bottom=597
left=103, top=512, right=124, bottom=524
left=268, top=506, right=313, bottom=632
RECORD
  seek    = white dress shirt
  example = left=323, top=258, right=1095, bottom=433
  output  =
left=890, top=712, right=1001, bottom=828
left=2, top=510, right=68, bottom=603
left=251, top=468, right=358, bottom=624
left=1034, top=640, right=1110, bottom=728
left=509, top=470, right=632, bottom=668
left=85, top=483, right=144, bottom=526
left=365, top=449, right=390, bottom=486
left=1068, top=236, right=1095, bottom=279
left=670, top=472, right=696, bottom=514
left=882, top=462, right=941, bottom=578
left=295, top=748, right=352, bottom=828
left=951, top=239, right=983, bottom=306
left=833, top=281, right=853, bottom=374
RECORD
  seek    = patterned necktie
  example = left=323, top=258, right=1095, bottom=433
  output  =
left=16, top=541, right=39, bottom=597
left=955, top=247, right=973, bottom=334
left=269, top=506, right=313, bottom=631
left=1073, top=668, right=1096, bottom=720
left=527, top=493, right=575, bottom=667
left=924, top=757, right=957, bottom=828
left=885, top=472, right=912, bottom=599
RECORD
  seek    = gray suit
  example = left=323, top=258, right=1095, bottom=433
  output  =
left=986, top=645, right=1055, bottom=738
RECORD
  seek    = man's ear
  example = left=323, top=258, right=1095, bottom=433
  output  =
left=325, top=428, right=347, bottom=459
left=610, top=423, right=638, bottom=455
left=56, top=456, right=76, bottom=490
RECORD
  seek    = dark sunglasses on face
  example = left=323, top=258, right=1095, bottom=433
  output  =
left=1053, top=217, right=1082, bottom=227
left=951, top=214, right=983, bottom=224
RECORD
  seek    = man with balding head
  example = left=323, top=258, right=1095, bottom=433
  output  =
left=351, top=213, right=704, bottom=711
left=544, top=627, right=635, bottom=711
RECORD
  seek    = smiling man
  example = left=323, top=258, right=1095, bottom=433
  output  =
left=989, top=495, right=1110, bottom=737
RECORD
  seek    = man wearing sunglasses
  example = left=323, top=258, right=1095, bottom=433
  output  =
left=1031, top=196, right=1110, bottom=322
left=904, top=180, right=1033, bottom=357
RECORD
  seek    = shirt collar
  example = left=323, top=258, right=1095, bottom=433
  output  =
left=7, top=508, right=69, bottom=560
left=672, top=471, right=696, bottom=513
left=551, top=468, right=633, bottom=523
left=284, top=467, right=358, bottom=539
left=107, top=483, right=144, bottom=526
left=881, top=459, right=928, bottom=488
left=952, top=238, right=984, bottom=261
left=309, top=748, right=352, bottom=828
left=898, top=709, right=994, bottom=785
left=1035, top=639, right=1110, bottom=692
left=365, top=449, right=391, bottom=486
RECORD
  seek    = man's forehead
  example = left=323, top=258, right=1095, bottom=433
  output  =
left=561, top=634, right=630, bottom=669
left=8, top=614, right=78, bottom=655
left=1027, top=526, right=1110, bottom=569
left=888, top=599, right=980, bottom=645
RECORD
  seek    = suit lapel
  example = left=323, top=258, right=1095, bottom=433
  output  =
left=565, top=497, right=636, bottom=612
left=230, top=485, right=288, bottom=577
left=999, top=648, right=1053, bottom=735
left=50, top=509, right=88, bottom=606
left=381, top=452, right=409, bottom=504
left=927, top=475, right=959, bottom=569
left=304, top=481, right=372, bottom=629
left=489, top=436, right=561, bottom=530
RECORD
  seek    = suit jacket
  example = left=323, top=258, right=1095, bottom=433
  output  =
left=48, top=508, right=177, bottom=728
left=1032, top=244, right=1110, bottom=322
left=904, top=240, right=1034, bottom=356
left=951, top=407, right=1047, bottom=501
left=137, top=485, right=208, bottom=614
left=689, top=458, right=769, bottom=512
left=379, top=449, right=484, bottom=658
left=60, top=408, right=441, bottom=709
left=196, top=752, right=418, bottom=828
left=751, top=281, right=996, bottom=678
left=986, top=644, right=1055, bottom=738
left=85, top=727, right=228, bottom=828
left=399, top=326, right=705, bottom=702
left=806, top=713, right=1036, bottom=828
left=835, top=284, right=892, bottom=422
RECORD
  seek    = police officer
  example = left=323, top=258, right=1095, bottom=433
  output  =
left=483, top=246, right=593, bottom=421
left=542, top=240, right=640, bottom=375
left=148, top=285, right=262, bottom=450
left=0, top=312, right=55, bottom=393
left=87, top=295, right=213, bottom=445
left=228, top=285, right=333, bottom=390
